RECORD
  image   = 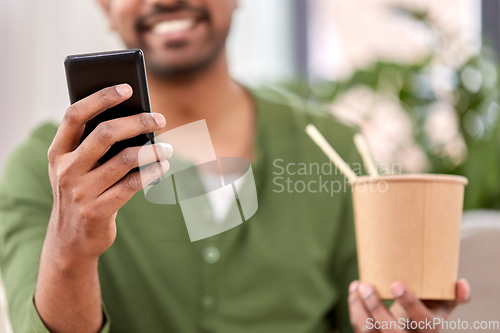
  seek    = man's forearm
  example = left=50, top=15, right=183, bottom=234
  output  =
left=34, top=236, right=103, bottom=333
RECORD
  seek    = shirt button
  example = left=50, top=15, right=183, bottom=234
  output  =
left=201, top=295, right=216, bottom=311
left=202, top=246, right=220, bottom=264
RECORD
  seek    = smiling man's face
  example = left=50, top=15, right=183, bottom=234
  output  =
left=99, top=0, right=237, bottom=77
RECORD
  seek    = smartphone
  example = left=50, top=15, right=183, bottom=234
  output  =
left=64, top=49, right=155, bottom=166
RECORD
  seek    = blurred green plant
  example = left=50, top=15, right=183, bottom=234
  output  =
left=280, top=6, right=500, bottom=210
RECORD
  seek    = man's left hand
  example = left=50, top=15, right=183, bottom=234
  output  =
left=348, top=279, right=471, bottom=333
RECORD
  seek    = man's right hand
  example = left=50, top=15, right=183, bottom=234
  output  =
left=46, top=83, right=171, bottom=260
left=35, top=84, right=172, bottom=333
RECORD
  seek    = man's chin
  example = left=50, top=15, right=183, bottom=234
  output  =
left=146, top=58, right=214, bottom=78
left=144, top=46, right=225, bottom=79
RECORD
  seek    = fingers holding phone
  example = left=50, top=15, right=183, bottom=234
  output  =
left=46, top=86, right=172, bottom=259
left=89, top=139, right=173, bottom=197
left=49, top=84, right=133, bottom=157
left=43, top=49, right=167, bottom=259
left=73, top=108, right=166, bottom=174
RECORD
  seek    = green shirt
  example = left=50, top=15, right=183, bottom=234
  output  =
left=0, top=89, right=361, bottom=333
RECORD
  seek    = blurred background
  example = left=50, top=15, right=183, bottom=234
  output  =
left=1, top=0, right=500, bottom=332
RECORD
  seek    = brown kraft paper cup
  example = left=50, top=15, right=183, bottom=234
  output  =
left=350, top=174, right=468, bottom=300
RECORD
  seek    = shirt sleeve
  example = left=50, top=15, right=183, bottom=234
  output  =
left=0, top=125, right=111, bottom=333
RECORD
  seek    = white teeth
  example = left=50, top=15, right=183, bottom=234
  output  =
left=152, top=19, right=195, bottom=35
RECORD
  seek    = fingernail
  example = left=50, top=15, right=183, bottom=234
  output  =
left=349, top=281, right=360, bottom=293
left=458, top=278, right=471, bottom=300
left=359, top=283, right=374, bottom=299
left=159, top=142, right=173, bottom=159
left=151, top=113, right=166, bottom=127
left=116, top=84, right=132, bottom=96
left=160, top=159, right=169, bottom=171
left=391, top=282, right=405, bottom=298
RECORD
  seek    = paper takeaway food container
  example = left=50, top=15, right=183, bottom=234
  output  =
left=350, top=174, right=468, bottom=300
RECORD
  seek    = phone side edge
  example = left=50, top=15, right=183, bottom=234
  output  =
left=135, top=50, right=151, bottom=113
left=64, top=56, right=77, bottom=105
left=134, top=50, right=155, bottom=144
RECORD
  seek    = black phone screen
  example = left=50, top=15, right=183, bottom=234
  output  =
left=64, top=49, right=155, bottom=166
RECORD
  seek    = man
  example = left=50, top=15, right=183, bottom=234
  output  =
left=0, top=0, right=470, bottom=332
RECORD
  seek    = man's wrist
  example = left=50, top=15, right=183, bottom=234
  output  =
left=40, top=236, right=100, bottom=277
